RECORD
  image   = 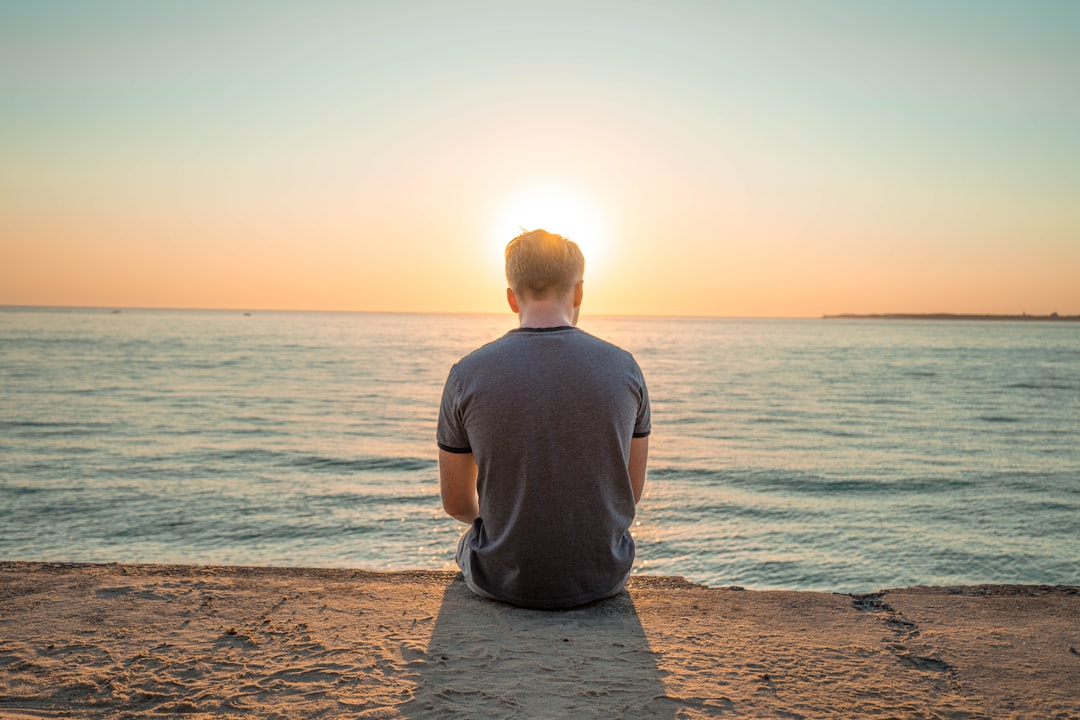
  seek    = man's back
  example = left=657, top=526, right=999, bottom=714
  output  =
left=437, top=326, right=651, bottom=608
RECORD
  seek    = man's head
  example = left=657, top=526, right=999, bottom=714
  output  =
left=504, top=229, right=585, bottom=301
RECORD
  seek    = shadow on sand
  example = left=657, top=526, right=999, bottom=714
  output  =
left=401, top=576, right=674, bottom=719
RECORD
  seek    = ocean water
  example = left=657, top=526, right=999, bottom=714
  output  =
left=1, top=308, right=1077, bottom=593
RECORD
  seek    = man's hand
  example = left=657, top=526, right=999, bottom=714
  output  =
left=439, top=450, right=480, bottom=523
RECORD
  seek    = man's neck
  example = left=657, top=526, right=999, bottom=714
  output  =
left=516, top=300, right=577, bottom=329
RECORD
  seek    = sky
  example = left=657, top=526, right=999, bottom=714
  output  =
left=2, top=1, right=1078, bottom=318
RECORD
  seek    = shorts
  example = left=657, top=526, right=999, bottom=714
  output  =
left=455, top=525, right=631, bottom=606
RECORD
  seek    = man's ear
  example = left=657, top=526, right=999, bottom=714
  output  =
left=507, top=287, right=520, bottom=314
left=573, top=280, right=583, bottom=308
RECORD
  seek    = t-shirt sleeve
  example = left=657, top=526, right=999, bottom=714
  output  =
left=436, top=366, right=472, bottom=453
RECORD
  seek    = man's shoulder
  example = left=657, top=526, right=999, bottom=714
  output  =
left=446, top=333, right=514, bottom=379
left=455, top=331, right=515, bottom=362
left=570, top=328, right=639, bottom=362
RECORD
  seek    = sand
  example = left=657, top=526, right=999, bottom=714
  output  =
left=0, top=562, right=1076, bottom=719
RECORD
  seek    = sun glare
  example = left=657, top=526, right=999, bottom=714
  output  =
left=492, top=186, right=608, bottom=277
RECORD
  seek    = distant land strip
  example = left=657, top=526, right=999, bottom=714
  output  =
left=823, top=313, right=1080, bottom=322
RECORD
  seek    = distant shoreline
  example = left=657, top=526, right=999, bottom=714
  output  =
left=824, top=313, right=1080, bottom=322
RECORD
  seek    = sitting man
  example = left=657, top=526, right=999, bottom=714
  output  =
left=436, top=228, right=651, bottom=609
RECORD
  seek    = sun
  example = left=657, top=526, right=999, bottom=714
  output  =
left=491, top=185, right=608, bottom=277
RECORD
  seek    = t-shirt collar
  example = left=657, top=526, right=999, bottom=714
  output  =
left=510, top=325, right=577, bottom=333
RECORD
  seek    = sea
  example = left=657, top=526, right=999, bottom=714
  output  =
left=1, top=307, right=1077, bottom=594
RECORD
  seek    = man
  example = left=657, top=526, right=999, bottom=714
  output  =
left=436, top=229, right=651, bottom=609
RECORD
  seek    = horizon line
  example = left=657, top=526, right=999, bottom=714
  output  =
left=3, top=304, right=1077, bottom=322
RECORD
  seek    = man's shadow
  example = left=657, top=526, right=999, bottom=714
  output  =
left=402, top=576, right=675, bottom=719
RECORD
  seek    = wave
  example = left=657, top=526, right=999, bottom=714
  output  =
left=1005, top=381, right=1078, bottom=391
left=202, top=448, right=433, bottom=474
left=0, top=420, right=115, bottom=437
left=290, top=454, right=433, bottom=473
left=649, top=466, right=983, bottom=496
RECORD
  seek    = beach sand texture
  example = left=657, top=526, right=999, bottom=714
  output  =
left=0, top=562, right=1076, bottom=719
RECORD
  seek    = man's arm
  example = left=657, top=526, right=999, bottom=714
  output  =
left=439, top=449, right=480, bottom=523
left=629, top=436, right=649, bottom=504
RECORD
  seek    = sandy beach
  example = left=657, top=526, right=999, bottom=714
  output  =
left=0, top=562, right=1076, bottom=719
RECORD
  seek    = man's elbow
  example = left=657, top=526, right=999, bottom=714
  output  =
left=441, top=496, right=479, bottom=524
left=628, top=436, right=650, bottom=504
left=440, top=496, right=461, bottom=518
left=438, top=449, right=479, bottom=523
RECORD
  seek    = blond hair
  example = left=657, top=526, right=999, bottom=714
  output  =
left=505, top=229, right=585, bottom=298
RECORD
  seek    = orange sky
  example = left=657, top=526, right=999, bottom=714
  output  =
left=2, top=2, right=1078, bottom=317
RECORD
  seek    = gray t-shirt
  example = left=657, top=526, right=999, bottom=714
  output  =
left=437, top=325, right=651, bottom=608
